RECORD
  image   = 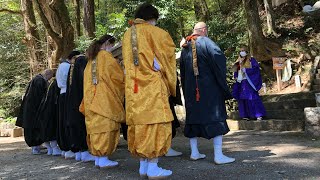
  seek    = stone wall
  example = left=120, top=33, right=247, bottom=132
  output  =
left=304, top=107, right=320, bottom=137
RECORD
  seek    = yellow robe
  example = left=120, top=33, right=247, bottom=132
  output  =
left=81, top=50, right=125, bottom=156
left=122, top=19, right=177, bottom=158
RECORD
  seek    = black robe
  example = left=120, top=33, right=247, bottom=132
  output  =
left=65, top=56, right=88, bottom=152
left=57, top=61, right=71, bottom=151
left=169, top=77, right=183, bottom=138
left=180, top=36, right=231, bottom=139
left=37, top=78, right=60, bottom=142
left=16, top=74, right=48, bottom=147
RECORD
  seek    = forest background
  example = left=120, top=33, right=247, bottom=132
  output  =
left=0, top=0, right=319, bottom=121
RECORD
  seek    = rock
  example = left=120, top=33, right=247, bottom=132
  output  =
left=305, top=125, right=320, bottom=137
left=304, top=107, right=320, bottom=126
left=304, top=107, right=320, bottom=137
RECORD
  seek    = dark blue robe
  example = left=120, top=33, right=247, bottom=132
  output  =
left=180, top=36, right=231, bottom=139
left=232, top=58, right=266, bottom=119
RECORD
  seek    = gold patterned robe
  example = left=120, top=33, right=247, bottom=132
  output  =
left=80, top=50, right=125, bottom=156
left=122, top=19, right=177, bottom=158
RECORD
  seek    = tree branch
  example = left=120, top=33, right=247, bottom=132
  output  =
left=0, top=8, right=22, bottom=15
left=33, top=0, right=61, bottom=40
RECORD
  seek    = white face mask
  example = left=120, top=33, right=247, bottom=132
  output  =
left=149, top=20, right=156, bottom=26
left=240, top=51, right=247, bottom=57
left=104, top=44, right=114, bottom=52
left=105, top=47, right=112, bottom=52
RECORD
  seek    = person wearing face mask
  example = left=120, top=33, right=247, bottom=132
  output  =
left=122, top=3, right=177, bottom=179
left=180, top=22, right=235, bottom=165
left=80, top=34, right=125, bottom=168
left=231, top=47, right=266, bottom=121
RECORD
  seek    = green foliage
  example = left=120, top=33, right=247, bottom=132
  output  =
left=3, top=116, right=17, bottom=124
left=0, top=9, right=29, bottom=118
left=206, top=6, right=247, bottom=114
left=96, top=9, right=128, bottom=40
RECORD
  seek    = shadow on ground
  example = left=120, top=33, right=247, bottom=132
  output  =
left=0, top=131, right=319, bottom=180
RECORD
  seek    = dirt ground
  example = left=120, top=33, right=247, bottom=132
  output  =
left=0, top=131, right=320, bottom=180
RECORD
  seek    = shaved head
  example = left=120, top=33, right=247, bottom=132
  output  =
left=193, top=22, right=208, bottom=36
left=42, top=69, right=54, bottom=81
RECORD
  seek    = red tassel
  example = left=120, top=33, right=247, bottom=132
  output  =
left=196, top=88, right=200, bottom=102
left=134, top=79, right=138, bottom=93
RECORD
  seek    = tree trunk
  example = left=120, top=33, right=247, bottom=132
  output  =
left=242, top=0, right=283, bottom=62
left=194, top=0, right=210, bottom=22
left=33, top=0, right=75, bottom=69
left=264, top=0, right=277, bottom=35
left=74, top=0, right=81, bottom=37
left=20, top=0, right=44, bottom=77
left=83, top=0, right=95, bottom=38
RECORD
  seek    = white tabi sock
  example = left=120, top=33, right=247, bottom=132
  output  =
left=65, top=150, right=75, bottom=159
left=43, top=142, right=52, bottom=155
left=147, top=158, right=172, bottom=178
left=95, top=156, right=99, bottom=167
left=139, top=158, right=148, bottom=177
left=213, top=135, right=235, bottom=164
left=32, top=146, right=41, bottom=155
left=165, top=147, right=183, bottom=157
left=50, top=141, right=62, bottom=156
left=75, top=152, right=81, bottom=161
left=81, top=151, right=95, bottom=162
left=98, top=156, right=118, bottom=168
left=190, top=138, right=206, bottom=160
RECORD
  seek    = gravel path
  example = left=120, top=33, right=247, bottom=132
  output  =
left=0, top=131, right=319, bottom=179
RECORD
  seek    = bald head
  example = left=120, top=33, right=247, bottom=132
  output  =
left=193, top=22, right=208, bottom=36
left=42, top=69, right=54, bottom=81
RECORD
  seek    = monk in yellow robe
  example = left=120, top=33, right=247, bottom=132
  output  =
left=81, top=34, right=125, bottom=168
left=122, top=3, right=176, bottom=179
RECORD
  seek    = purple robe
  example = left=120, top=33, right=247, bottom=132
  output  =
left=232, top=58, right=266, bottom=119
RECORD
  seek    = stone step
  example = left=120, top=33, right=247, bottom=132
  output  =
left=315, top=74, right=320, bottom=79
left=318, top=69, right=320, bottom=74
left=261, top=91, right=318, bottom=103
left=314, top=79, right=320, bottom=85
left=227, top=119, right=304, bottom=131
left=263, top=98, right=316, bottom=110
left=313, top=85, right=320, bottom=91
left=229, top=109, right=305, bottom=120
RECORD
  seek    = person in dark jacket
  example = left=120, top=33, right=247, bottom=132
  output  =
left=180, top=22, right=235, bottom=164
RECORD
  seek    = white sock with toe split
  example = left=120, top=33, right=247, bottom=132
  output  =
left=139, top=158, right=148, bottom=176
left=49, top=141, right=62, bottom=156
left=165, top=147, right=182, bottom=157
left=65, top=150, right=75, bottom=159
left=32, top=146, right=41, bottom=155
left=190, top=138, right=206, bottom=160
left=81, top=151, right=95, bottom=162
left=213, top=135, right=235, bottom=164
left=147, top=158, right=172, bottom=178
left=95, top=156, right=99, bottom=167
left=75, top=152, right=81, bottom=161
left=98, top=156, right=118, bottom=168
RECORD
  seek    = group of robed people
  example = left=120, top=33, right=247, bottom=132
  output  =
left=17, top=3, right=268, bottom=179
